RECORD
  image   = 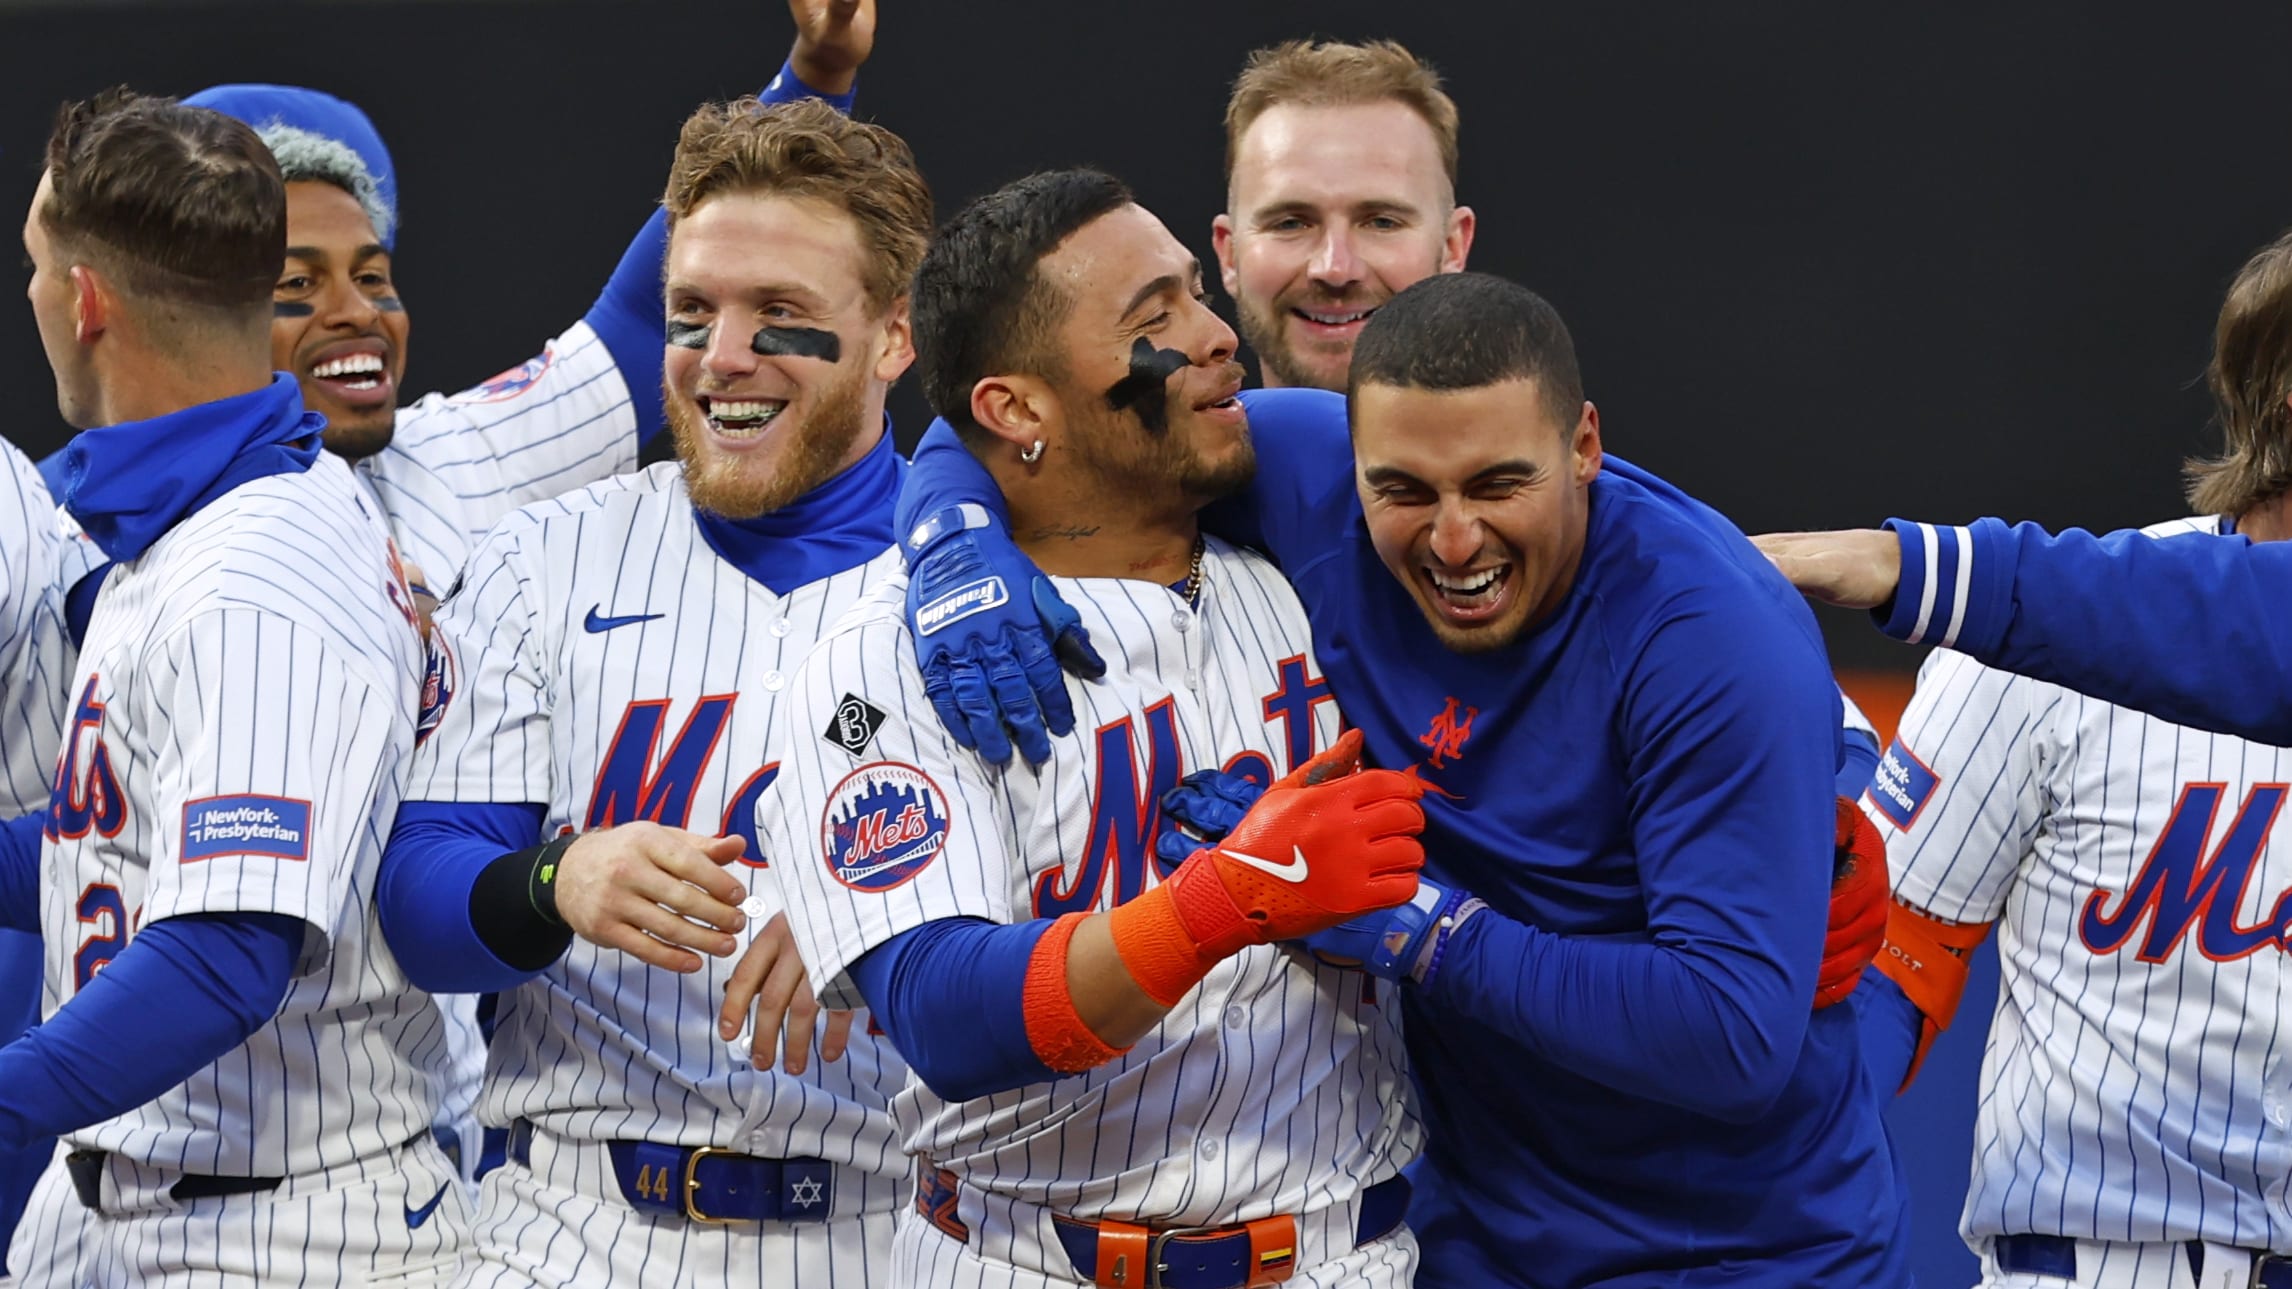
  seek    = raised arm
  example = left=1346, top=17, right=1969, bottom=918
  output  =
left=1758, top=518, right=2292, bottom=744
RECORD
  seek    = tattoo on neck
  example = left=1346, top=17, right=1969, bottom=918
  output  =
left=1027, top=524, right=1101, bottom=541
left=1103, top=336, right=1189, bottom=434
left=751, top=327, right=840, bottom=362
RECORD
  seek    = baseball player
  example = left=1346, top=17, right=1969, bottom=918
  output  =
left=1775, top=231, right=2292, bottom=1288
left=3, top=90, right=460, bottom=1285
left=887, top=270, right=1910, bottom=1285
left=760, top=167, right=1427, bottom=1289
left=372, top=96, right=924, bottom=1285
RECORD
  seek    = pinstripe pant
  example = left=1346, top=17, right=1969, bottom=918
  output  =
left=4, top=1135, right=468, bottom=1287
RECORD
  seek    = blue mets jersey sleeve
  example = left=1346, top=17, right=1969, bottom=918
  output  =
left=1880, top=517, right=2292, bottom=743
left=1420, top=582, right=1837, bottom=1122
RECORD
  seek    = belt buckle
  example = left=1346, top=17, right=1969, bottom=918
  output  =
left=2253, top=1252, right=2292, bottom=1289
left=681, top=1145, right=741, bottom=1225
left=1143, top=1224, right=1226, bottom=1289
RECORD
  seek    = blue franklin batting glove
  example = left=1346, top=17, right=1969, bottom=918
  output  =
left=1299, top=880, right=1479, bottom=986
left=904, top=504, right=1106, bottom=766
left=1154, top=768, right=1267, bottom=870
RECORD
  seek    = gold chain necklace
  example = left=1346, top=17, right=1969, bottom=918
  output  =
left=1184, top=533, right=1207, bottom=611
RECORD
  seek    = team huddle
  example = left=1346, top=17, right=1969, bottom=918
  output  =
left=5, top=2, right=2289, bottom=1287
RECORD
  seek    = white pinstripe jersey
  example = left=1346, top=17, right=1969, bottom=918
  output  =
left=1869, top=516, right=2292, bottom=1251
left=403, top=462, right=908, bottom=1177
left=353, top=318, right=641, bottom=581
left=766, top=540, right=1421, bottom=1233
left=40, top=452, right=445, bottom=1176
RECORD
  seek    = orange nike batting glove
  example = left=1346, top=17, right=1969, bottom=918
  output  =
left=1818, top=797, right=1889, bottom=1009
left=1110, top=730, right=1427, bottom=1005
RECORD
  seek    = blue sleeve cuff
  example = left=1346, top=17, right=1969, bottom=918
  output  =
left=1836, top=727, right=1881, bottom=799
left=1875, top=517, right=2015, bottom=656
left=893, top=419, right=1011, bottom=562
left=378, top=801, right=550, bottom=995
left=761, top=57, right=858, bottom=114
left=849, top=917, right=1057, bottom=1102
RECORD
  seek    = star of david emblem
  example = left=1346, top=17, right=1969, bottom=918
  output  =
left=788, top=1177, right=825, bottom=1208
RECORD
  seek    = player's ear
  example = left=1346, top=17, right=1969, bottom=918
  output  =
left=1570, top=400, right=1603, bottom=484
left=871, top=296, right=915, bottom=386
left=1441, top=205, right=1476, bottom=274
left=68, top=264, right=109, bottom=346
left=1211, top=213, right=1242, bottom=298
left=968, top=374, right=1053, bottom=454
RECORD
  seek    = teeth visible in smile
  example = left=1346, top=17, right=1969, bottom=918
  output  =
left=1429, top=566, right=1504, bottom=598
left=1298, top=309, right=1373, bottom=325
left=312, top=354, right=384, bottom=378
left=705, top=399, right=785, bottom=432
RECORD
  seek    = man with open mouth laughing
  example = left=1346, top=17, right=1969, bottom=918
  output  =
left=374, top=93, right=922, bottom=1284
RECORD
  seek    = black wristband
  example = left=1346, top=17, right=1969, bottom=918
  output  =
left=526, top=833, right=578, bottom=927
left=468, top=834, right=581, bottom=972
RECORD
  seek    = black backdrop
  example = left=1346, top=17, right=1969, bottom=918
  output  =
left=9, top=2, right=2291, bottom=1281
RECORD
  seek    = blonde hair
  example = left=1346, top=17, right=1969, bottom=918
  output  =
left=664, top=97, right=932, bottom=312
left=1224, top=39, right=1460, bottom=190
left=2186, top=229, right=2292, bottom=517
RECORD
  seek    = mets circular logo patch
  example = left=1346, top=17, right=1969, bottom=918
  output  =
left=821, top=762, right=949, bottom=892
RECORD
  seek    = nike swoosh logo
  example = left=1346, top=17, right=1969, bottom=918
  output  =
left=584, top=606, right=664, bottom=633
left=1222, top=845, right=1309, bottom=883
left=405, top=1182, right=450, bottom=1230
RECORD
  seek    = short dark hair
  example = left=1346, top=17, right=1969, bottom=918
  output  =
left=41, top=88, right=283, bottom=314
left=912, top=168, right=1133, bottom=439
left=1348, top=273, right=1583, bottom=428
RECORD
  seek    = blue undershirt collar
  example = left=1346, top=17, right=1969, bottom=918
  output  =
left=59, top=373, right=323, bottom=563
left=690, top=422, right=903, bottom=595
